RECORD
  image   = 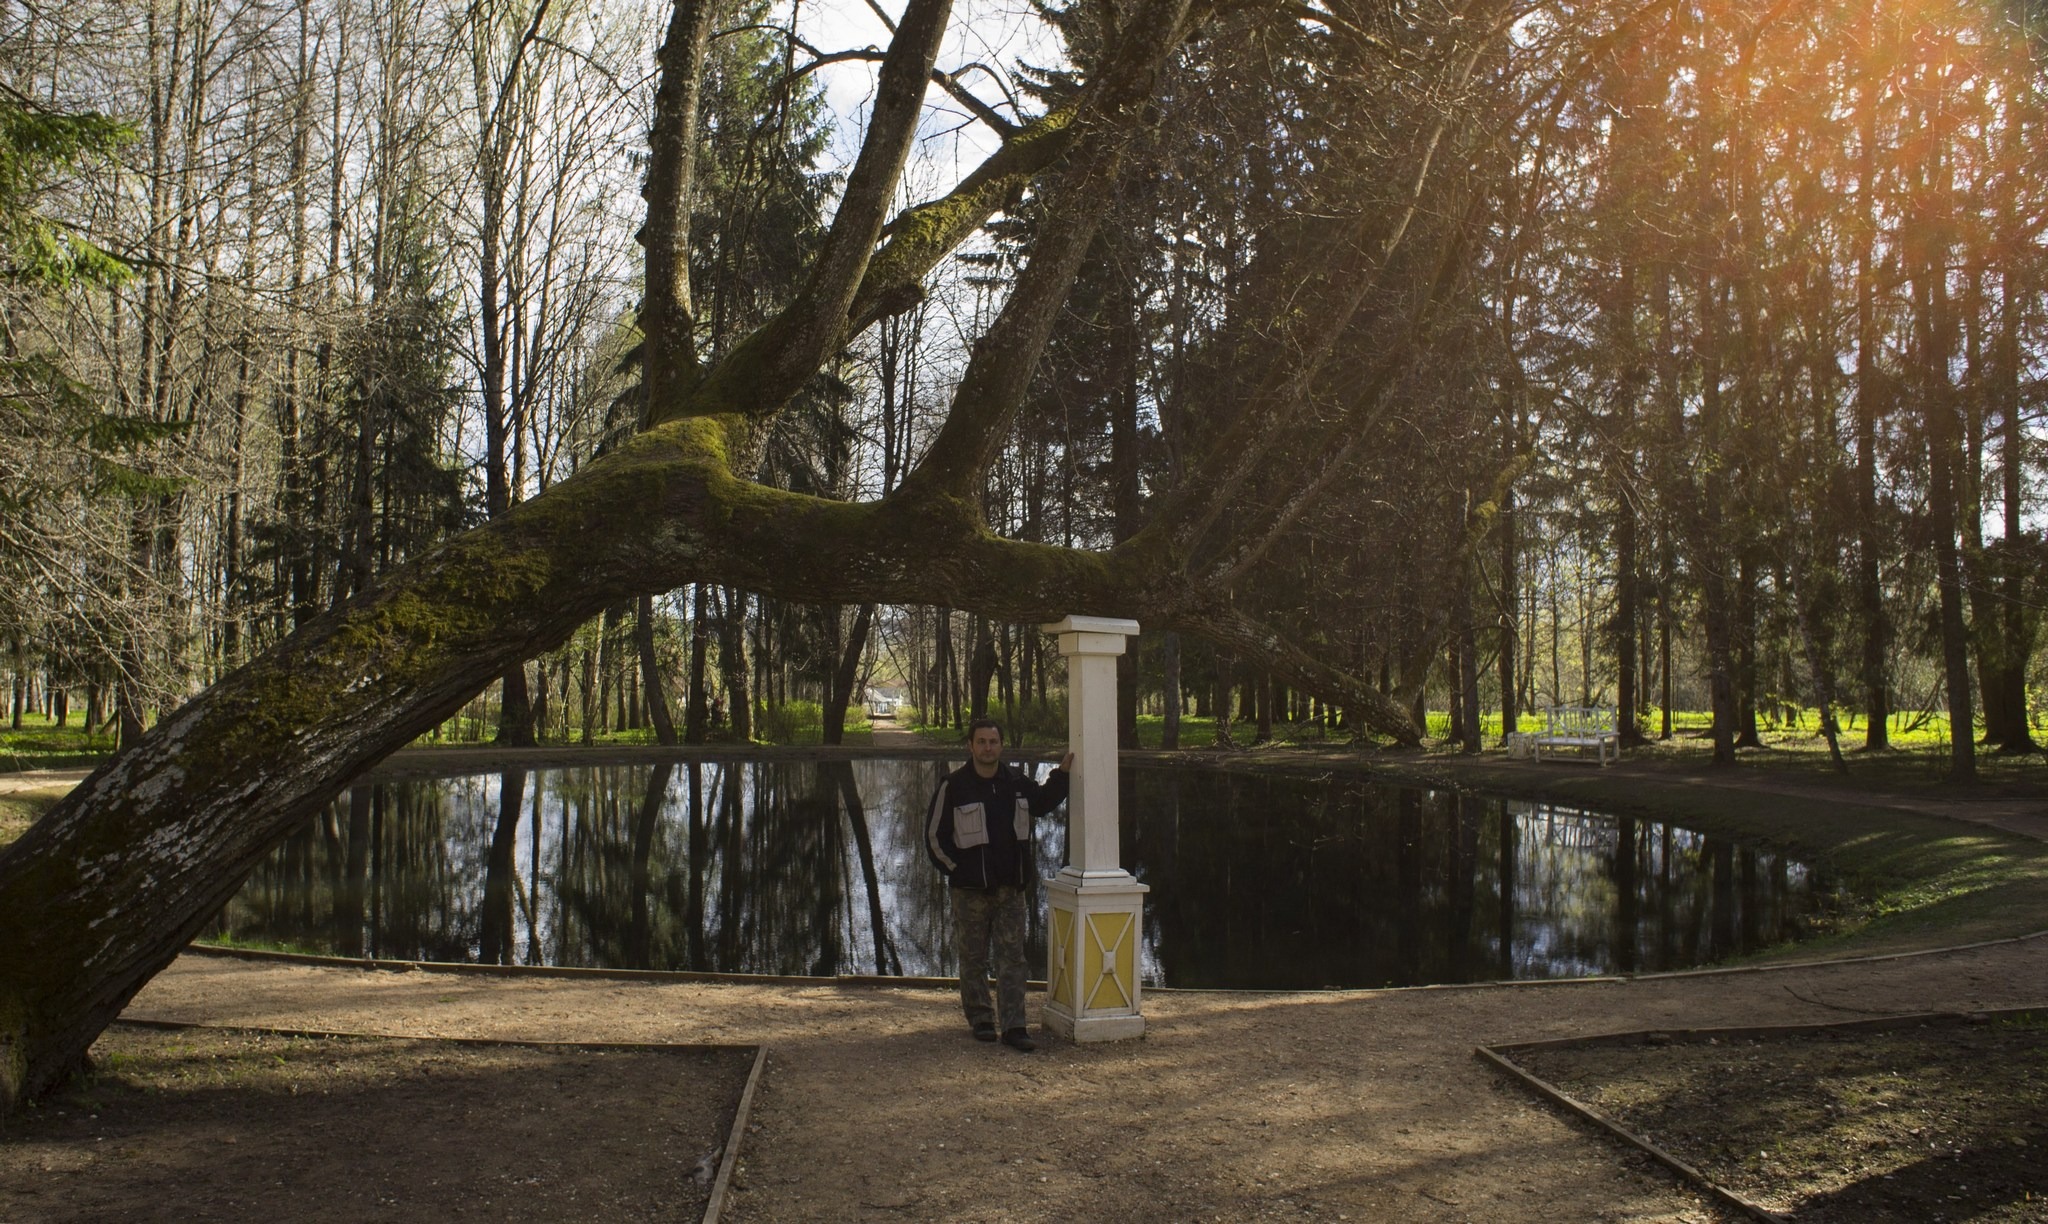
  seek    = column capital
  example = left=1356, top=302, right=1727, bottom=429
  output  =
left=1039, top=616, right=1140, bottom=654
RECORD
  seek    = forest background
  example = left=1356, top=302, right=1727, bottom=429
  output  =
left=3, top=0, right=2046, bottom=781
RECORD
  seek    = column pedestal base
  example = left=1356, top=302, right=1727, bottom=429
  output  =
left=1041, top=867, right=1149, bottom=1043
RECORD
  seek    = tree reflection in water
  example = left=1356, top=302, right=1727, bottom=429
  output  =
left=215, top=761, right=1840, bottom=990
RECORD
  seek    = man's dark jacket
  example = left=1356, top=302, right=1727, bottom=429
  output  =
left=924, top=761, right=1070, bottom=889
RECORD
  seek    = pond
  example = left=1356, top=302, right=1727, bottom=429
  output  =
left=210, top=757, right=1842, bottom=990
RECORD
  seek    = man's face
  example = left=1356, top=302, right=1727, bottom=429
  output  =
left=970, top=726, right=1003, bottom=770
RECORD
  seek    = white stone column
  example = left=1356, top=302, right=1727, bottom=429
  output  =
left=1039, top=616, right=1146, bottom=1042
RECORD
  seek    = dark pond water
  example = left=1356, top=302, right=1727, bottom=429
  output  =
left=212, top=759, right=1841, bottom=990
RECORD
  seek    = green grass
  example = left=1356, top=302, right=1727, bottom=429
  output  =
left=749, top=700, right=874, bottom=745
left=1443, top=704, right=1990, bottom=750
left=0, top=712, right=115, bottom=773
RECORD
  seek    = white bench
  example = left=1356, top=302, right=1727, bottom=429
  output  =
left=1532, top=705, right=1620, bottom=766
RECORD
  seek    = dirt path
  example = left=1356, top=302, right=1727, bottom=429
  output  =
left=867, top=718, right=926, bottom=750
left=124, top=938, right=2048, bottom=1222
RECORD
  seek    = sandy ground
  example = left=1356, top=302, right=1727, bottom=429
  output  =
left=122, top=937, right=2048, bottom=1223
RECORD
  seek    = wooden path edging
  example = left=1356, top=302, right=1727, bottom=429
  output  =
left=704, top=1045, right=769, bottom=1224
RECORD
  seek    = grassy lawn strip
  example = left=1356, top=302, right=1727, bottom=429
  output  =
left=0, top=714, right=115, bottom=773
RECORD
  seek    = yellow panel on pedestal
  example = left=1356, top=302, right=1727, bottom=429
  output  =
left=1049, top=907, right=1075, bottom=1009
left=1084, top=911, right=1135, bottom=1011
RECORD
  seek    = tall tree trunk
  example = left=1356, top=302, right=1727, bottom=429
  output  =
left=685, top=585, right=710, bottom=742
left=1498, top=464, right=1519, bottom=738
left=1917, top=232, right=1976, bottom=782
left=579, top=642, right=597, bottom=745
left=1930, top=444, right=1977, bottom=782
left=718, top=588, right=751, bottom=742
left=497, top=660, right=537, bottom=747
left=1852, top=32, right=1891, bottom=750
left=1111, top=268, right=1142, bottom=749
left=1693, top=269, right=1737, bottom=766
left=1214, top=652, right=1235, bottom=747
left=1456, top=534, right=1481, bottom=753
left=1983, top=156, right=2038, bottom=751
left=1255, top=671, right=1274, bottom=745
left=822, top=604, right=875, bottom=745
left=1160, top=631, right=1181, bottom=749
left=968, top=617, right=996, bottom=719
left=1733, top=553, right=1763, bottom=749
left=117, top=503, right=153, bottom=754
left=637, top=594, right=678, bottom=745
left=1614, top=489, right=1644, bottom=746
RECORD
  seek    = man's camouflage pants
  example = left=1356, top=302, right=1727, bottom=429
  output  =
left=952, top=884, right=1027, bottom=1032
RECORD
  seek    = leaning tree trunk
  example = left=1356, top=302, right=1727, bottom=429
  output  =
left=0, top=0, right=1437, bottom=1111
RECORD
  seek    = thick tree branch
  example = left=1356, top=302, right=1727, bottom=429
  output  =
left=843, top=103, right=1081, bottom=331
left=894, top=0, right=1205, bottom=494
left=1169, top=601, right=1424, bottom=743
left=639, top=0, right=717, bottom=406
left=896, top=151, right=1124, bottom=498
left=657, top=0, right=952, bottom=425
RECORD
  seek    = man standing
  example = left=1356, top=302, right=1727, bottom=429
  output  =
left=925, top=718, right=1072, bottom=1052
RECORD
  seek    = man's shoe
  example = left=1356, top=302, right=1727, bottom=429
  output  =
left=1001, top=1028, right=1036, bottom=1053
left=972, top=1022, right=998, bottom=1042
